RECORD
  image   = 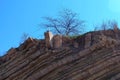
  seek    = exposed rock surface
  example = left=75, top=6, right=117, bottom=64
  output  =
left=84, top=33, right=92, bottom=48
left=44, top=31, right=53, bottom=48
left=1, top=30, right=120, bottom=80
left=53, top=35, right=62, bottom=49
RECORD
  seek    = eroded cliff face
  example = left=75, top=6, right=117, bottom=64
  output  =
left=1, top=30, right=120, bottom=80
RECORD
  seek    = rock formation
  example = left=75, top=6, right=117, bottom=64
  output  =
left=84, top=33, right=92, bottom=48
left=44, top=31, right=62, bottom=49
left=52, top=35, right=62, bottom=49
left=1, top=30, right=120, bottom=80
left=44, top=31, right=53, bottom=48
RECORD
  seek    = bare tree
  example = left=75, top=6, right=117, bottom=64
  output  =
left=20, top=33, right=29, bottom=44
left=101, top=21, right=108, bottom=30
left=100, top=20, right=119, bottom=31
left=108, top=20, right=119, bottom=30
left=42, top=9, right=85, bottom=36
left=94, top=24, right=100, bottom=31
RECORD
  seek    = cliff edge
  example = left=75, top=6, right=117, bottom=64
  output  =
left=0, top=30, right=120, bottom=80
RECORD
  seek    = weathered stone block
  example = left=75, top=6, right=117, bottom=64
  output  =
left=53, top=35, right=62, bottom=49
left=44, top=31, right=53, bottom=48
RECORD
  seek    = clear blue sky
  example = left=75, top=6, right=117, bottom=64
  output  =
left=0, top=0, right=120, bottom=56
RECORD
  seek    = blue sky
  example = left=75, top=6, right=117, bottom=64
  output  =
left=0, top=0, right=120, bottom=56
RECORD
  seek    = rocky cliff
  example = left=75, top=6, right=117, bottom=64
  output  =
left=1, top=30, right=120, bottom=80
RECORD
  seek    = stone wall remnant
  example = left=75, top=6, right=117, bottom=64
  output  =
left=44, top=31, right=53, bottom=48
left=53, top=35, right=62, bottom=49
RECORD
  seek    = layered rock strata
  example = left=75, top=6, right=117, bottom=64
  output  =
left=0, top=30, right=120, bottom=80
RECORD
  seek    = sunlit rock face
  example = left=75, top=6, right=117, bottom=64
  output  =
left=1, top=30, right=120, bottom=80
left=44, top=31, right=54, bottom=48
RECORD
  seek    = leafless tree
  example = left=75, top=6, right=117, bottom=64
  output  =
left=101, top=21, right=108, bottom=30
left=94, top=24, right=100, bottom=31
left=42, top=9, right=85, bottom=36
left=108, top=20, right=119, bottom=30
left=100, top=20, right=119, bottom=31
left=20, top=33, right=29, bottom=44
